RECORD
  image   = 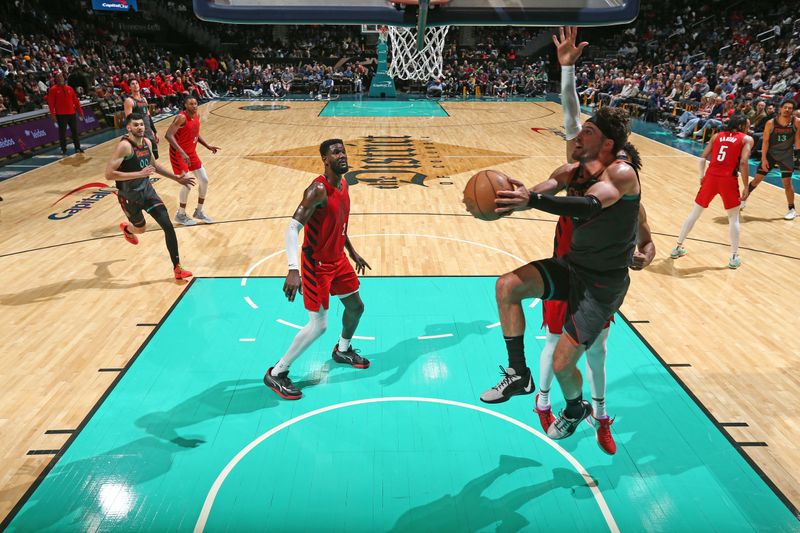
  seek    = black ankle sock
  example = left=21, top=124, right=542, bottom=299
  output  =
left=503, top=335, right=526, bottom=374
left=790, top=204, right=795, bottom=210
left=564, top=395, right=584, bottom=418
left=748, top=182, right=757, bottom=193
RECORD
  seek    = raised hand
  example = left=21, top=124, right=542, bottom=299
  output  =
left=551, top=26, right=588, bottom=67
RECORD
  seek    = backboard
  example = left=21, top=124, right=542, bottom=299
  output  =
left=193, top=0, right=640, bottom=27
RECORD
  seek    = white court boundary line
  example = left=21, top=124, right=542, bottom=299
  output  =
left=193, top=397, right=619, bottom=533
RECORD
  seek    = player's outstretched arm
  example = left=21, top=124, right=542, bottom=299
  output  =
left=283, top=182, right=327, bottom=302
left=197, top=135, right=220, bottom=153
left=631, top=203, right=655, bottom=270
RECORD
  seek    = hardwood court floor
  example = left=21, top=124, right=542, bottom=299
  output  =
left=0, top=100, right=798, bottom=523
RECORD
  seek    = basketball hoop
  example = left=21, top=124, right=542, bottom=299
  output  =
left=386, top=25, right=449, bottom=81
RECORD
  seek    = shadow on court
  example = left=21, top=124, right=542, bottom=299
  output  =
left=7, top=437, right=192, bottom=532
left=295, top=320, right=493, bottom=390
left=388, top=456, right=585, bottom=533
left=644, top=258, right=729, bottom=278
left=135, top=379, right=277, bottom=448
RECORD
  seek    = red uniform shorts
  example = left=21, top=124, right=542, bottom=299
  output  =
left=169, top=148, right=202, bottom=174
left=302, top=254, right=359, bottom=312
left=695, top=173, right=741, bottom=210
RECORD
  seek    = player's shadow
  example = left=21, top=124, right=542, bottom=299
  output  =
left=552, top=370, right=777, bottom=529
left=0, top=260, right=170, bottom=305
left=643, top=258, right=728, bottom=279
left=7, top=436, right=193, bottom=532
left=135, top=379, right=277, bottom=448
left=295, top=320, right=493, bottom=389
left=388, top=456, right=585, bottom=533
left=713, top=214, right=786, bottom=224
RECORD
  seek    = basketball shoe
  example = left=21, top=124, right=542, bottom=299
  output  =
left=173, top=264, right=193, bottom=280
left=589, top=415, right=617, bottom=455
left=175, top=211, right=197, bottom=226
left=480, top=366, right=534, bottom=404
left=264, top=367, right=302, bottom=400
left=120, top=222, right=139, bottom=245
left=332, top=345, right=370, bottom=368
left=534, top=393, right=556, bottom=432
left=193, top=207, right=214, bottom=224
left=669, top=245, right=686, bottom=259
left=728, top=255, right=741, bottom=269
left=547, top=400, right=592, bottom=440
left=785, top=208, right=797, bottom=220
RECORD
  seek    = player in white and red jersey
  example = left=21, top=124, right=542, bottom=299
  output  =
left=671, top=113, right=754, bottom=269
left=165, top=97, right=220, bottom=226
left=264, top=139, right=372, bottom=400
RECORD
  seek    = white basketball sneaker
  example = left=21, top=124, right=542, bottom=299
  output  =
left=193, top=208, right=214, bottom=224
left=174, top=211, right=197, bottom=226
left=784, top=208, right=796, bottom=221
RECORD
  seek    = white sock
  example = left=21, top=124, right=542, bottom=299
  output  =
left=677, top=203, right=705, bottom=245
left=272, top=309, right=328, bottom=375
left=586, top=328, right=609, bottom=418
left=727, top=206, right=740, bottom=257
left=537, top=329, right=559, bottom=410
left=338, top=336, right=351, bottom=352
left=177, top=207, right=186, bottom=215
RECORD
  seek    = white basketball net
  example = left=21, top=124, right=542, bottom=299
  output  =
left=386, top=25, right=450, bottom=81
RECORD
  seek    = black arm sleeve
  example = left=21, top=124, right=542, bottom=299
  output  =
left=150, top=116, right=157, bottom=134
left=527, top=193, right=603, bottom=218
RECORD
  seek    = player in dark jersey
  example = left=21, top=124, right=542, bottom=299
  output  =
left=123, top=79, right=160, bottom=159
left=105, top=112, right=196, bottom=280
left=264, top=139, right=372, bottom=400
left=745, top=98, right=799, bottom=220
left=478, top=103, right=640, bottom=442
left=671, top=113, right=754, bottom=268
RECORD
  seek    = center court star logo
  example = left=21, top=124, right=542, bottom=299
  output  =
left=245, top=136, right=527, bottom=189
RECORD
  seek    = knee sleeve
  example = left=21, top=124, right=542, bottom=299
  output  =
left=193, top=167, right=209, bottom=199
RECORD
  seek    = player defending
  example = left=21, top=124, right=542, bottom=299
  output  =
left=671, top=113, right=753, bottom=268
left=106, top=112, right=196, bottom=280
left=165, top=97, right=220, bottom=226
left=743, top=98, right=799, bottom=220
left=481, top=104, right=640, bottom=442
left=264, top=139, right=372, bottom=400
left=124, top=79, right=160, bottom=159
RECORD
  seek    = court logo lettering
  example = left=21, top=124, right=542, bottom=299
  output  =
left=246, top=136, right=526, bottom=189
left=48, top=178, right=160, bottom=220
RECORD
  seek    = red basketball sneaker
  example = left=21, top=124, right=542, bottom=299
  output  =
left=590, top=415, right=616, bottom=455
left=173, top=264, right=193, bottom=280
left=120, top=222, right=139, bottom=245
left=534, top=393, right=556, bottom=433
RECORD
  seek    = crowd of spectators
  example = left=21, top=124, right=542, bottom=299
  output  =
left=572, top=0, right=799, bottom=152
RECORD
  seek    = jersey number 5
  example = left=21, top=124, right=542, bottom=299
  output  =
left=716, top=145, right=728, bottom=162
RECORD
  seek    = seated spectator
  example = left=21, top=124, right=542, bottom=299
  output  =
left=426, top=78, right=444, bottom=98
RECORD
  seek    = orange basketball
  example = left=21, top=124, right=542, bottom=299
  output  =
left=463, top=169, right=514, bottom=221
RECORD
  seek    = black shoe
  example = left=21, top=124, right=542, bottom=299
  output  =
left=479, top=365, right=535, bottom=403
left=60, top=149, right=67, bottom=156
left=76, top=148, right=85, bottom=153
left=547, top=400, right=593, bottom=440
left=332, top=344, right=370, bottom=368
left=263, top=367, right=302, bottom=400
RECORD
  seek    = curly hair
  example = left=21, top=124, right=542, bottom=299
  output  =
left=618, top=141, right=642, bottom=172
left=592, top=106, right=631, bottom=153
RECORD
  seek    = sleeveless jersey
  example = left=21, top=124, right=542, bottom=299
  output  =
left=767, top=118, right=796, bottom=167
left=551, top=162, right=600, bottom=258
left=707, top=131, right=746, bottom=177
left=130, top=95, right=154, bottom=141
left=302, top=176, right=350, bottom=263
left=567, top=161, right=641, bottom=272
left=115, top=136, right=152, bottom=196
left=172, top=111, right=200, bottom=154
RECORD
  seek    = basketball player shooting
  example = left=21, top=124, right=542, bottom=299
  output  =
left=264, top=139, right=371, bottom=400
left=482, top=98, right=640, bottom=442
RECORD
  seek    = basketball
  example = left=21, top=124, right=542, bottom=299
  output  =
left=463, top=169, right=514, bottom=221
